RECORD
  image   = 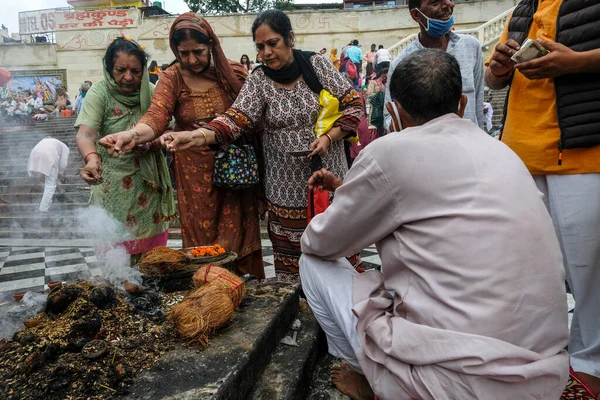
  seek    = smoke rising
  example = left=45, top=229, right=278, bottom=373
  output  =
left=76, top=206, right=142, bottom=287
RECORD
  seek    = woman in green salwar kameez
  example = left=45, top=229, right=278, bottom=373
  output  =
left=75, top=36, right=176, bottom=263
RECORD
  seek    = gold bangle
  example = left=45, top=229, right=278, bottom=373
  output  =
left=197, top=129, right=207, bottom=143
left=325, top=133, right=333, bottom=145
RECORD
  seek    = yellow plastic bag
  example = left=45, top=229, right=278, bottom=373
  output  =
left=314, top=90, right=358, bottom=144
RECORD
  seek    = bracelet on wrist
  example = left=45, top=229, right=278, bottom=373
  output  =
left=325, top=133, right=333, bottom=146
left=197, top=129, right=208, bottom=144
left=84, top=151, right=102, bottom=163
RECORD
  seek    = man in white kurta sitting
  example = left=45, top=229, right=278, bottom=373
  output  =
left=299, top=49, right=569, bottom=400
left=27, top=137, right=70, bottom=213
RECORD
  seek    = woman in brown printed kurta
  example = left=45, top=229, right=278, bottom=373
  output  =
left=163, top=11, right=365, bottom=283
left=136, top=13, right=264, bottom=279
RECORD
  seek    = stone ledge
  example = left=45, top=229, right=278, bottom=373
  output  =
left=249, top=304, right=322, bottom=400
left=126, top=282, right=300, bottom=400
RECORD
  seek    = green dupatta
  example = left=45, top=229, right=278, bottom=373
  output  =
left=102, top=64, right=177, bottom=220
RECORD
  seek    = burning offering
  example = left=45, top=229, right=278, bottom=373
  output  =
left=0, top=281, right=180, bottom=399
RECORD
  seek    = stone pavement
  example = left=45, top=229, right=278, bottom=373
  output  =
left=0, top=238, right=382, bottom=299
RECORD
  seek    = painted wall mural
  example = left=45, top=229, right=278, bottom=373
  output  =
left=0, top=70, right=67, bottom=103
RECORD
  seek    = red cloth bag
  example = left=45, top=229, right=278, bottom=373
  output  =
left=307, top=155, right=330, bottom=222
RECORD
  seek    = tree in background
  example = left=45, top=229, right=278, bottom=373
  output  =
left=184, top=0, right=294, bottom=14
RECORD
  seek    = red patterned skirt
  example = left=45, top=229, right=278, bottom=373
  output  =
left=267, top=201, right=363, bottom=284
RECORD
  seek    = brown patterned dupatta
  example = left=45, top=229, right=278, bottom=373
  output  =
left=169, top=13, right=245, bottom=99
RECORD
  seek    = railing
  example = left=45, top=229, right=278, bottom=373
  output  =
left=387, top=6, right=515, bottom=59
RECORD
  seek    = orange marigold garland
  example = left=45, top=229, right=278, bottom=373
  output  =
left=189, top=244, right=227, bottom=258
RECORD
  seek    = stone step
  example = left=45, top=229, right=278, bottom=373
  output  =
left=126, top=283, right=300, bottom=400
left=248, top=304, right=323, bottom=400
left=0, top=214, right=87, bottom=229
left=0, top=192, right=90, bottom=204
left=0, top=183, right=88, bottom=194
left=306, top=353, right=350, bottom=400
left=0, top=133, right=77, bottom=138
left=0, top=146, right=79, bottom=153
left=0, top=168, right=81, bottom=178
left=0, top=176, right=83, bottom=185
left=0, top=202, right=88, bottom=214
left=0, top=227, right=183, bottom=240
left=0, top=156, right=83, bottom=166
left=0, top=227, right=93, bottom=239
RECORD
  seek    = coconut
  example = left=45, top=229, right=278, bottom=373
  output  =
left=45, top=284, right=81, bottom=315
left=168, top=283, right=235, bottom=347
left=192, top=265, right=246, bottom=308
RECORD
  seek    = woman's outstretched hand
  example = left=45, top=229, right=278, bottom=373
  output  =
left=160, top=130, right=205, bottom=152
left=98, top=131, right=136, bottom=156
left=308, top=168, right=343, bottom=192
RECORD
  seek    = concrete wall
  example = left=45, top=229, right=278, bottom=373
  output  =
left=0, top=43, right=58, bottom=71
left=1, top=0, right=516, bottom=95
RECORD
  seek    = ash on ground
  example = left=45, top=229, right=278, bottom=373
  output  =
left=0, top=281, right=185, bottom=400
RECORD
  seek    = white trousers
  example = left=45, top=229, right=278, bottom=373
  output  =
left=533, top=174, right=600, bottom=376
left=40, top=165, right=58, bottom=212
left=299, top=254, right=363, bottom=372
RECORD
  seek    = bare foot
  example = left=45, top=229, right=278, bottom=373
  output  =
left=575, top=371, right=600, bottom=397
left=331, top=362, right=374, bottom=400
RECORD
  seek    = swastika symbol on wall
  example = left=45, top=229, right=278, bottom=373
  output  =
left=319, top=17, right=331, bottom=29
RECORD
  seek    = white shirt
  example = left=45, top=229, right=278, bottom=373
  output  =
left=384, top=32, right=485, bottom=130
left=27, top=97, right=43, bottom=109
left=483, top=101, right=494, bottom=131
left=27, top=138, right=70, bottom=177
left=375, top=48, right=391, bottom=64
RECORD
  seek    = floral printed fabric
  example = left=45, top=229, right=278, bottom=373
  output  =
left=74, top=79, right=173, bottom=255
left=206, top=53, right=365, bottom=278
left=561, top=368, right=597, bottom=399
left=138, top=67, right=265, bottom=279
left=213, top=143, right=259, bottom=190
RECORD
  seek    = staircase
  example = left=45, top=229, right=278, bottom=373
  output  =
left=0, top=116, right=184, bottom=242
left=0, top=117, right=85, bottom=240
left=485, top=85, right=509, bottom=131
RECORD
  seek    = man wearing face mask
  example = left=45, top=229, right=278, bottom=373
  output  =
left=384, top=0, right=485, bottom=131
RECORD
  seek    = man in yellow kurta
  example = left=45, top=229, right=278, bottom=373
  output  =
left=486, top=0, right=600, bottom=394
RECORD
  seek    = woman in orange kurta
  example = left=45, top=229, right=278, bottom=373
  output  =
left=137, top=13, right=264, bottom=279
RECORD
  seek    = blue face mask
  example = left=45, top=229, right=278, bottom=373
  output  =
left=415, top=8, right=454, bottom=38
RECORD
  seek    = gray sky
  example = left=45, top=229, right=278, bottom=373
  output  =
left=4, top=0, right=342, bottom=36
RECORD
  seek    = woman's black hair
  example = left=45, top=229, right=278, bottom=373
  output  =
left=376, top=68, right=389, bottom=79
left=149, top=60, right=158, bottom=72
left=240, top=54, right=251, bottom=69
left=171, top=28, right=210, bottom=47
left=104, top=38, right=148, bottom=77
left=251, top=10, right=293, bottom=46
